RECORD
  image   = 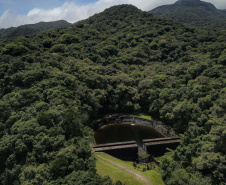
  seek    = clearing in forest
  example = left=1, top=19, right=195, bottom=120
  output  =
left=95, top=152, right=165, bottom=185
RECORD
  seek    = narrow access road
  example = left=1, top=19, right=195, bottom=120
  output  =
left=96, top=155, right=152, bottom=185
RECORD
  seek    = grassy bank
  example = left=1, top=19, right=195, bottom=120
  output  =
left=95, top=152, right=165, bottom=185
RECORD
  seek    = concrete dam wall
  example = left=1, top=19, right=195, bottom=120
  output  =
left=93, top=115, right=177, bottom=137
left=120, top=116, right=177, bottom=137
left=93, top=115, right=180, bottom=160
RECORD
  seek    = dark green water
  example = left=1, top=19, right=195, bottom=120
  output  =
left=94, top=122, right=165, bottom=144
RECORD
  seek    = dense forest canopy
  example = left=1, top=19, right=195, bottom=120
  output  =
left=0, top=4, right=225, bottom=185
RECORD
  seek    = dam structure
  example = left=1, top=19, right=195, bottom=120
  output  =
left=92, top=115, right=180, bottom=160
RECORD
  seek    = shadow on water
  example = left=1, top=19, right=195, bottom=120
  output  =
left=94, top=122, right=165, bottom=145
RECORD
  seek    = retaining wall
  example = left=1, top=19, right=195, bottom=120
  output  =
left=93, top=116, right=177, bottom=137
left=121, top=117, right=176, bottom=137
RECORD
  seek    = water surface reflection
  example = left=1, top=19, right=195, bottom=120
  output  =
left=94, top=122, right=164, bottom=144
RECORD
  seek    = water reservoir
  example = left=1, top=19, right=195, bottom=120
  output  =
left=94, top=122, right=165, bottom=145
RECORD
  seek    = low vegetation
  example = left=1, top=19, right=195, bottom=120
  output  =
left=96, top=152, right=164, bottom=185
left=96, top=156, right=144, bottom=185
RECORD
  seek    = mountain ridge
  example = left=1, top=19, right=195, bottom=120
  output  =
left=0, top=20, right=71, bottom=40
left=150, top=0, right=226, bottom=28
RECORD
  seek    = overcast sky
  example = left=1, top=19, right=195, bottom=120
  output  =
left=0, top=0, right=225, bottom=29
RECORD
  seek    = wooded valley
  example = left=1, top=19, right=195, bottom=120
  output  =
left=0, top=4, right=225, bottom=185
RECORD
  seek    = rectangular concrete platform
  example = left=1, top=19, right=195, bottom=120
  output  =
left=144, top=139, right=180, bottom=146
left=93, top=140, right=136, bottom=148
left=143, top=136, right=180, bottom=143
left=93, top=143, right=138, bottom=152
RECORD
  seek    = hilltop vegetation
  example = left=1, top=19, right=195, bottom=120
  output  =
left=0, top=20, right=71, bottom=41
left=0, top=4, right=225, bottom=185
left=150, top=0, right=226, bottom=28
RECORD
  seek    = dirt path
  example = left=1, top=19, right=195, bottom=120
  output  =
left=96, top=155, right=152, bottom=185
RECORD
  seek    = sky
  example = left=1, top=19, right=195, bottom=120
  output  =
left=0, top=0, right=225, bottom=29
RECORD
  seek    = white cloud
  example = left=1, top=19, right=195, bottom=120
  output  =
left=0, top=0, right=225, bottom=29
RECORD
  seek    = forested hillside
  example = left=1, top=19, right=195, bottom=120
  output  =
left=0, top=20, right=71, bottom=41
left=0, top=4, right=225, bottom=185
left=150, top=0, right=226, bottom=28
